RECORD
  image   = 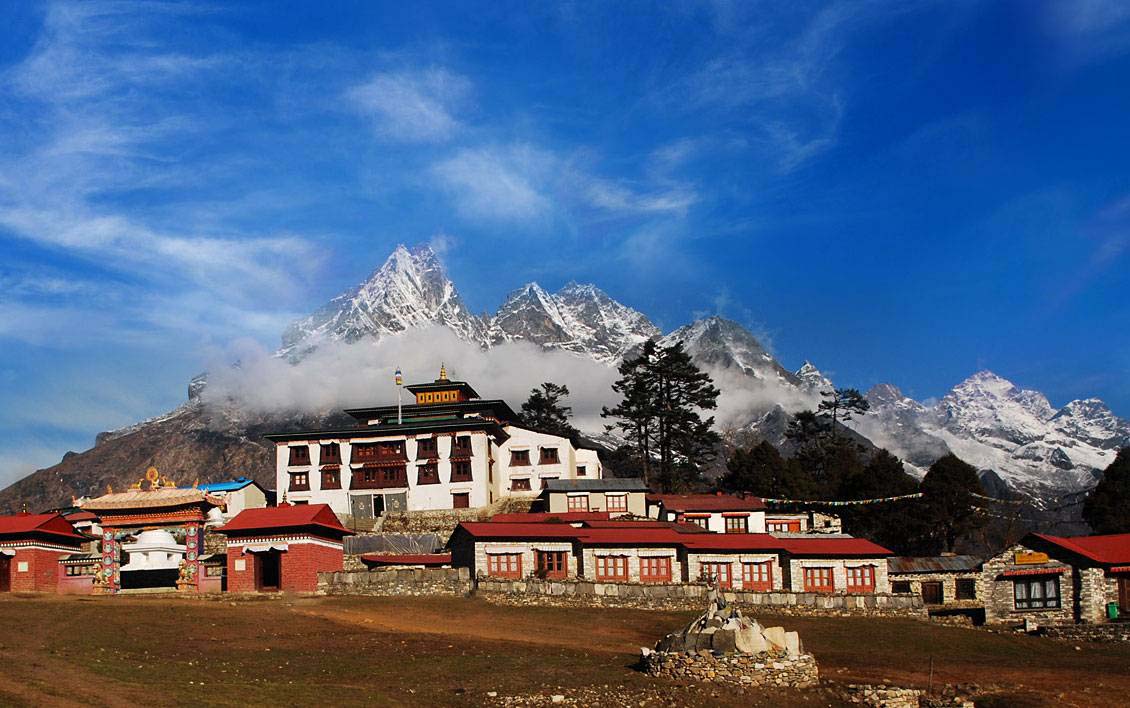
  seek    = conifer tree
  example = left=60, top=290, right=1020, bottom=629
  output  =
left=1083, top=448, right=1130, bottom=534
left=602, top=339, right=720, bottom=490
left=817, top=387, right=870, bottom=440
left=520, top=382, right=579, bottom=441
left=914, top=454, right=986, bottom=554
left=602, top=340, right=660, bottom=485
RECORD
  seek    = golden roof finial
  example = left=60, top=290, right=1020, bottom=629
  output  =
left=438, top=362, right=448, bottom=381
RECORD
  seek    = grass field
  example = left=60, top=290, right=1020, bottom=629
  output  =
left=0, top=594, right=1125, bottom=707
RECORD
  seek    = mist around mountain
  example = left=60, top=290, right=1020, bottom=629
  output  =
left=1, top=243, right=1126, bottom=514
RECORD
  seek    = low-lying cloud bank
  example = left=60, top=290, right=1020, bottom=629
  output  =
left=201, top=326, right=816, bottom=436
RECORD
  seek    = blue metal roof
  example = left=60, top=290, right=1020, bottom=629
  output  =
left=192, top=477, right=256, bottom=493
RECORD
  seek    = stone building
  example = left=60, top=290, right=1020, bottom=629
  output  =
left=982, top=532, right=1130, bottom=625
left=887, top=555, right=982, bottom=617
left=448, top=517, right=893, bottom=592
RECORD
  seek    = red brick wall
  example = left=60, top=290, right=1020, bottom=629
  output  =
left=10, top=548, right=66, bottom=592
left=226, top=547, right=258, bottom=593
left=225, top=539, right=343, bottom=593
left=281, top=543, right=343, bottom=593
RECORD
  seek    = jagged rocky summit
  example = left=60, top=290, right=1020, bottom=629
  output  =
left=850, top=371, right=1130, bottom=498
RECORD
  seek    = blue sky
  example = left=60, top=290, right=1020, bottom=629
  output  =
left=1, top=1, right=1129, bottom=486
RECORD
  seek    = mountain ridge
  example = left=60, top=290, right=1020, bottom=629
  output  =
left=1, top=243, right=1125, bottom=514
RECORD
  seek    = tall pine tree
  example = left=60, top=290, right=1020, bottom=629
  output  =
left=520, top=382, right=579, bottom=441
left=602, top=340, right=720, bottom=490
left=817, top=387, right=870, bottom=441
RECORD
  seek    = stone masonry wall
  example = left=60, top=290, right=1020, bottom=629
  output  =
left=888, top=571, right=982, bottom=610
left=1042, top=622, right=1130, bottom=643
left=980, top=544, right=1075, bottom=625
left=379, top=508, right=489, bottom=536
left=642, top=649, right=818, bottom=689
left=319, top=567, right=473, bottom=596
left=1078, top=567, right=1109, bottom=624
left=476, top=578, right=924, bottom=616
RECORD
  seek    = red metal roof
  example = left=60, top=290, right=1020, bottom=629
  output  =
left=361, top=553, right=452, bottom=566
left=0, top=512, right=85, bottom=542
left=455, top=522, right=591, bottom=540
left=678, top=533, right=784, bottom=551
left=777, top=536, right=893, bottom=557
left=647, top=493, right=766, bottom=512
left=1031, top=532, right=1130, bottom=566
left=219, top=504, right=353, bottom=537
left=489, top=511, right=610, bottom=523
left=454, top=520, right=889, bottom=557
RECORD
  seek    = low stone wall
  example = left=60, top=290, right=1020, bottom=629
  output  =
left=319, top=567, right=472, bottom=596
left=476, top=578, right=924, bottom=617
left=379, top=509, right=489, bottom=536
left=1041, top=623, right=1130, bottom=643
left=641, top=648, right=817, bottom=688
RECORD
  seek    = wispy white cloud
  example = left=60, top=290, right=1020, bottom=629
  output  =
left=666, top=1, right=911, bottom=172
left=348, top=68, right=472, bottom=143
left=0, top=1, right=324, bottom=343
left=432, top=143, right=556, bottom=222
left=432, top=142, right=699, bottom=225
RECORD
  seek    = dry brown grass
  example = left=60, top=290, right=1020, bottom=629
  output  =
left=0, top=594, right=1124, bottom=707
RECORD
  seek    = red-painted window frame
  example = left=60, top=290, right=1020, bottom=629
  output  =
left=567, top=495, right=589, bottom=512
left=640, top=556, right=672, bottom=583
left=803, top=567, right=835, bottom=593
left=536, top=550, right=568, bottom=579
left=486, top=553, right=522, bottom=579
left=699, top=561, right=733, bottom=589
left=595, top=555, right=629, bottom=582
left=846, top=565, right=876, bottom=594
left=741, top=561, right=773, bottom=591
left=606, top=495, right=628, bottom=513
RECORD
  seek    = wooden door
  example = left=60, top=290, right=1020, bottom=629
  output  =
left=0, top=555, right=9, bottom=592
left=921, top=581, right=943, bottom=605
left=256, top=551, right=281, bottom=591
left=1119, top=577, right=1130, bottom=614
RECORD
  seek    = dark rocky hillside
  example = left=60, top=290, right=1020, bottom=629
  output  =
left=0, top=403, right=351, bottom=514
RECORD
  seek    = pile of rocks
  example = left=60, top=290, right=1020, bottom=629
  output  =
left=640, top=588, right=818, bottom=689
left=641, top=647, right=818, bottom=688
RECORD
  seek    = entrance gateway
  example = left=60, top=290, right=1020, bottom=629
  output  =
left=0, top=554, right=9, bottom=593
left=80, top=467, right=223, bottom=594
left=1120, top=577, right=1130, bottom=615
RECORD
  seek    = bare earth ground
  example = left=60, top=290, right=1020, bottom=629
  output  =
left=0, top=594, right=1126, bottom=707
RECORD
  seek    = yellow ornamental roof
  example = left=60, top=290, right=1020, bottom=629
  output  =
left=82, top=486, right=222, bottom=511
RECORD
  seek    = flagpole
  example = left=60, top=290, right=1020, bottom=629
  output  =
left=395, top=366, right=403, bottom=424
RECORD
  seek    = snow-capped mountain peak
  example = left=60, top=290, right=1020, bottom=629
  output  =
left=661, top=316, right=798, bottom=385
left=488, top=280, right=659, bottom=363
left=795, top=360, right=833, bottom=394
left=940, top=370, right=1057, bottom=447
left=279, top=243, right=486, bottom=359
